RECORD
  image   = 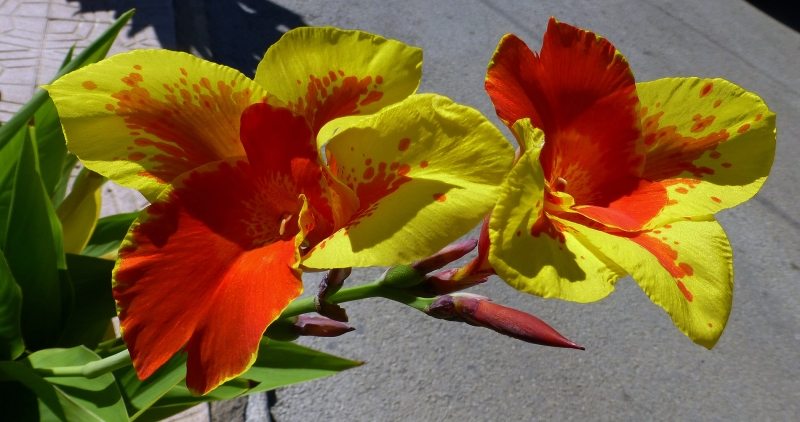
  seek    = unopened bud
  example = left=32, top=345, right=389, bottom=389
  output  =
left=425, top=295, right=583, bottom=350
left=412, top=238, right=478, bottom=275
left=451, top=215, right=495, bottom=281
left=314, top=268, right=351, bottom=322
left=292, top=315, right=355, bottom=337
left=382, top=239, right=480, bottom=290
left=409, top=268, right=488, bottom=297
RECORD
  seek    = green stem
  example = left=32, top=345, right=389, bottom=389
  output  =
left=280, top=281, right=437, bottom=319
left=35, top=350, right=131, bottom=379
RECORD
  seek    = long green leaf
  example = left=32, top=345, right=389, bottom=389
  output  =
left=57, top=254, right=116, bottom=349
left=0, top=9, right=135, bottom=149
left=114, top=351, right=188, bottom=420
left=82, top=211, right=139, bottom=258
left=242, top=339, right=362, bottom=394
left=131, top=339, right=360, bottom=420
left=0, top=346, right=129, bottom=421
left=35, top=96, right=69, bottom=199
left=0, top=125, right=26, bottom=246
left=0, top=250, right=24, bottom=360
left=2, top=129, right=63, bottom=350
left=50, top=153, right=79, bottom=209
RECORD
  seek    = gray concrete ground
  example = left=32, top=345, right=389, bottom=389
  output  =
left=2, top=0, right=799, bottom=421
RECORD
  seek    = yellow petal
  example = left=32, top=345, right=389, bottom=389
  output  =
left=45, top=50, right=267, bottom=202
left=489, top=120, right=624, bottom=302
left=575, top=216, right=733, bottom=348
left=638, top=77, right=776, bottom=226
left=302, top=94, right=514, bottom=268
left=255, top=27, right=422, bottom=140
left=56, top=170, right=105, bottom=254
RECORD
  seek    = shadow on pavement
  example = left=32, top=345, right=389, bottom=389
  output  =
left=72, top=0, right=178, bottom=48
left=745, top=0, right=799, bottom=32
left=175, top=0, right=307, bottom=77
left=74, top=0, right=307, bottom=76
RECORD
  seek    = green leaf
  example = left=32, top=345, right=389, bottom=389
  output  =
left=50, top=153, right=79, bottom=209
left=0, top=250, right=24, bottom=360
left=2, top=129, right=64, bottom=350
left=57, top=254, right=116, bottom=349
left=132, top=339, right=360, bottom=419
left=0, top=9, right=135, bottom=151
left=114, top=351, right=188, bottom=420
left=59, top=45, right=75, bottom=71
left=0, top=346, right=129, bottom=421
left=0, top=125, right=27, bottom=246
left=34, top=96, right=69, bottom=199
left=242, top=339, right=361, bottom=394
left=82, top=211, right=139, bottom=258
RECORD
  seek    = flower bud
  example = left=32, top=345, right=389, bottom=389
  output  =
left=451, top=215, right=495, bottom=281
left=411, top=238, right=478, bottom=275
left=314, top=268, right=351, bottom=322
left=292, top=315, right=355, bottom=337
left=405, top=268, right=489, bottom=297
left=381, top=238, right=479, bottom=289
left=425, top=294, right=583, bottom=350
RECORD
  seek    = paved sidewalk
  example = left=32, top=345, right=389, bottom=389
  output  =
left=2, top=1, right=799, bottom=421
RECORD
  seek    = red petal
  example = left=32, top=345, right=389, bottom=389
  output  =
left=240, top=103, right=334, bottom=242
left=573, top=178, right=669, bottom=231
left=115, top=160, right=303, bottom=395
left=486, top=18, right=644, bottom=206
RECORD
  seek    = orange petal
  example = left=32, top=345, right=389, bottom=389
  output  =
left=114, top=159, right=304, bottom=395
left=485, top=18, right=644, bottom=206
left=239, top=103, right=334, bottom=242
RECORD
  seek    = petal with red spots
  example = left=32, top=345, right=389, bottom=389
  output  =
left=255, top=27, right=422, bottom=137
left=489, top=121, right=624, bottom=303
left=302, top=94, right=514, bottom=268
left=485, top=18, right=644, bottom=206
left=575, top=216, right=733, bottom=349
left=239, top=103, right=335, bottom=243
left=45, top=50, right=267, bottom=202
left=114, top=159, right=305, bottom=395
left=637, top=77, right=775, bottom=226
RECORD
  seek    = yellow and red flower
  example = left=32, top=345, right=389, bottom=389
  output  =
left=484, top=18, right=775, bottom=348
left=46, top=27, right=514, bottom=394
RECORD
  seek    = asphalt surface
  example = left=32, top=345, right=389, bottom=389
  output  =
left=2, top=0, right=799, bottom=421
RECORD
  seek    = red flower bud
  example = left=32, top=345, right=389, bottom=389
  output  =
left=409, top=268, right=488, bottom=297
left=412, top=238, right=478, bottom=275
left=291, top=315, right=355, bottom=337
left=425, top=294, right=583, bottom=350
left=451, top=214, right=495, bottom=281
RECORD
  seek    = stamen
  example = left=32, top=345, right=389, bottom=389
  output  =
left=279, top=213, right=292, bottom=236
left=553, top=177, right=568, bottom=192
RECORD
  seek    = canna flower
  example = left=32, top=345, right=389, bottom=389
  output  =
left=483, top=18, right=775, bottom=348
left=46, top=27, right=514, bottom=394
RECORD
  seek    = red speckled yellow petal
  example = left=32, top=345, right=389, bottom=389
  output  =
left=114, top=159, right=306, bottom=395
left=302, top=94, right=514, bottom=268
left=488, top=120, right=624, bottom=302
left=575, top=216, right=733, bottom=349
left=45, top=50, right=267, bottom=202
left=638, top=77, right=776, bottom=226
left=485, top=18, right=644, bottom=207
left=255, top=27, right=422, bottom=137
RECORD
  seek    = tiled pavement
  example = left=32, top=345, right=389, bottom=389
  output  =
left=2, top=1, right=800, bottom=421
